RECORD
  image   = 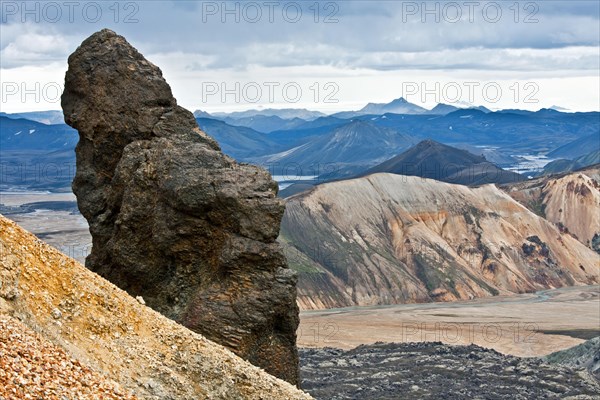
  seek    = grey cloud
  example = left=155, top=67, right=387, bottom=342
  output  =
left=1, top=1, right=598, bottom=72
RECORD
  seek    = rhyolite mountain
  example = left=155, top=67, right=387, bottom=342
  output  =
left=502, top=165, right=600, bottom=252
left=61, top=29, right=300, bottom=385
left=363, top=139, right=524, bottom=186
left=280, top=172, right=599, bottom=310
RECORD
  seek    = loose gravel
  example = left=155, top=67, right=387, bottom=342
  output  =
left=0, top=316, right=137, bottom=400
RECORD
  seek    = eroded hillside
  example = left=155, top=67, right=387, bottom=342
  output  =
left=503, top=166, right=600, bottom=252
left=281, top=173, right=599, bottom=310
left=0, top=215, right=312, bottom=400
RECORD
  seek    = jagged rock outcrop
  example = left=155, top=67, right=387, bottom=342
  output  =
left=61, top=29, right=299, bottom=384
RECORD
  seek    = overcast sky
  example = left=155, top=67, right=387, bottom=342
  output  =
left=1, top=0, right=599, bottom=113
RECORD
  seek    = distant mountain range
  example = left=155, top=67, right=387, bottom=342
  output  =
left=332, top=97, right=427, bottom=118
left=219, top=115, right=308, bottom=133
left=192, top=109, right=212, bottom=118
left=0, top=117, right=77, bottom=151
left=0, top=110, right=65, bottom=125
left=540, top=150, right=600, bottom=176
left=1, top=104, right=598, bottom=192
left=254, top=120, right=417, bottom=177
left=279, top=139, right=524, bottom=197
left=0, top=116, right=78, bottom=191
left=426, top=103, right=460, bottom=115
left=209, top=108, right=326, bottom=121
left=331, top=98, right=492, bottom=119
left=1, top=101, right=581, bottom=125
left=547, top=133, right=600, bottom=159
left=193, top=98, right=494, bottom=123
left=195, top=117, right=280, bottom=159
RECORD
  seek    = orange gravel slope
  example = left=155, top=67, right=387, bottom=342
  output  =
left=0, top=316, right=138, bottom=400
left=0, top=215, right=312, bottom=400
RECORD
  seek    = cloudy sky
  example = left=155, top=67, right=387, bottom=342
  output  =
left=1, top=0, right=599, bottom=113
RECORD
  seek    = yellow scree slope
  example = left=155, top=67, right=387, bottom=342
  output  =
left=0, top=215, right=312, bottom=400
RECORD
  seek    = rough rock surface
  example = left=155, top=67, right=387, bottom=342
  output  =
left=0, top=215, right=312, bottom=399
left=299, top=342, right=600, bottom=399
left=61, top=29, right=299, bottom=384
left=545, top=337, right=600, bottom=381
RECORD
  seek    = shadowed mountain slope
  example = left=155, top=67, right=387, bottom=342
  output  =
left=363, top=140, right=523, bottom=185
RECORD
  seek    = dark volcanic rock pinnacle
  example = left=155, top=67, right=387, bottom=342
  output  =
left=61, top=29, right=299, bottom=385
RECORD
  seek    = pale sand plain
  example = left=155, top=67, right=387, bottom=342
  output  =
left=298, top=285, right=600, bottom=357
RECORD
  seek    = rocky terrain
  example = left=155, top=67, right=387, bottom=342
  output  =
left=0, top=215, right=312, bottom=399
left=0, top=316, right=138, bottom=400
left=62, top=29, right=299, bottom=384
left=299, top=342, right=600, bottom=399
left=281, top=172, right=599, bottom=310
left=545, top=337, right=600, bottom=381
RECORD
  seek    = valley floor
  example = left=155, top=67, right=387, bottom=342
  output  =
left=0, top=192, right=89, bottom=263
left=298, top=285, right=600, bottom=357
